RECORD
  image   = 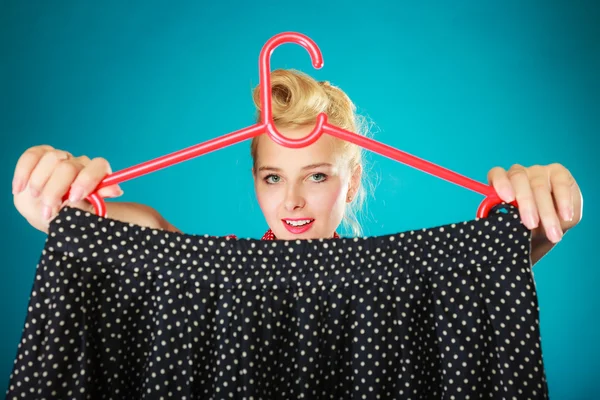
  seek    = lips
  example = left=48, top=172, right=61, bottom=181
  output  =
left=282, top=218, right=315, bottom=234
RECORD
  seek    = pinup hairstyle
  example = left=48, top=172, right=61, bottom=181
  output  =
left=250, top=68, right=374, bottom=237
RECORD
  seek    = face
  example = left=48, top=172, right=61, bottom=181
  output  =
left=252, top=125, right=361, bottom=240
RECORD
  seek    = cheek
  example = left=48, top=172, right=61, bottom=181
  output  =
left=255, top=185, right=280, bottom=217
left=309, top=182, right=346, bottom=212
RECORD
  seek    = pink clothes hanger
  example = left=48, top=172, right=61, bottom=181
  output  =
left=64, top=32, right=516, bottom=220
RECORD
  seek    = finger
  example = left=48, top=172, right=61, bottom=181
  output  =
left=27, top=149, right=72, bottom=198
left=12, top=145, right=54, bottom=194
left=68, top=198, right=96, bottom=214
left=530, top=169, right=563, bottom=243
left=508, top=164, right=539, bottom=230
left=487, top=166, right=515, bottom=203
left=96, top=185, right=124, bottom=199
left=549, top=163, right=575, bottom=222
left=40, top=160, right=82, bottom=212
left=69, top=157, right=120, bottom=202
left=44, top=202, right=66, bottom=224
left=42, top=202, right=63, bottom=222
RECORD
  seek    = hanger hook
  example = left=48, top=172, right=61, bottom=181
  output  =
left=259, top=32, right=327, bottom=148
left=477, top=194, right=518, bottom=219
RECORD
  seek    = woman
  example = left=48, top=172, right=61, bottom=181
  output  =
left=12, top=69, right=583, bottom=266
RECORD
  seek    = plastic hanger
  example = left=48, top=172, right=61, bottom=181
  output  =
left=64, top=32, right=515, bottom=220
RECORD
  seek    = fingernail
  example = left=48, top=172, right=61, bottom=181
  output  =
left=525, top=212, right=538, bottom=229
left=12, top=178, right=23, bottom=194
left=42, top=205, right=52, bottom=220
left=69, top=187, right=83, bottom=202
left=549, top=226, right=563, bottom=243
left=30, top=187, right=40, bottom=198
left=501, top=187, right=515, bottom=203
left=561, top=207, right=573, bottom=222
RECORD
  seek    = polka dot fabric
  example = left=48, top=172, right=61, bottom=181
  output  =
left=6, top=203, right=549, bottom=399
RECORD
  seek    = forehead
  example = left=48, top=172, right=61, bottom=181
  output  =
left=255, top=125, right=344, bottom=169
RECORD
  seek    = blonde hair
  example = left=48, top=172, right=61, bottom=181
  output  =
left=250, top=69, right=373, bottom=237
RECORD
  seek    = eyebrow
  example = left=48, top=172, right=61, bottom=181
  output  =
left=257, top=162, right=333, bottom=172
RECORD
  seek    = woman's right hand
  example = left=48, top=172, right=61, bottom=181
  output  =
left=12, top=145, right=123, bottom=233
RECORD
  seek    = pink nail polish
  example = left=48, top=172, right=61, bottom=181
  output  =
left=527, top=213, right=538, bottom=229
left=561, top=207, right=573, bottom=222
left=42, top=205, right=51, bottom=220
left=69, top=187, right=83, bottom=202
left=550, top=226, right=563, bottom=243
left=12, top=179, right=23, bottom=194
left=502, top=188, right=515, bottom=203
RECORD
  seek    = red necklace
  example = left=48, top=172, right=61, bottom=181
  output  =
left=224, top=229, right=340, bottom=241
left=260, top=229, right=340, bottom=240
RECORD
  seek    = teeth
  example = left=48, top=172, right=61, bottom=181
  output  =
left=286, top=219, right=312, bottom=227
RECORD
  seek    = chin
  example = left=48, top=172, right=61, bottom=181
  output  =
left=272, top=220, right=326, bottom=240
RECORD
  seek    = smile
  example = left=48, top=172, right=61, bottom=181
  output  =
left=282, top=219, right=315, bottom=234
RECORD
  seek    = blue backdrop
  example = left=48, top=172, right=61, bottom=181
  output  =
left=1, top=1, right=598, bottom=397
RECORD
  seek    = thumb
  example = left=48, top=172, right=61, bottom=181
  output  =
left=96, top=185, right=124, bottom=199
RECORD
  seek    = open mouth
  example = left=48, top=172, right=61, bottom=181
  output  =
left=282, top=219, right=315, bottom=234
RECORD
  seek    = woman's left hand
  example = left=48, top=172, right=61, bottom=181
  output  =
left=487, top=163, right=583, bottom=243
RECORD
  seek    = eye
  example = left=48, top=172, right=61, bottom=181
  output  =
left=310, top=173, right=327, bottom=183
left=265, top=174, right=281, bottom=184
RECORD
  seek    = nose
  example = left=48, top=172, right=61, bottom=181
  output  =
left=283, top=185, right=305, bottom=211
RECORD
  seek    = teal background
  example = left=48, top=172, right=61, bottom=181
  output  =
left=1, top=0, right=598, bottom=397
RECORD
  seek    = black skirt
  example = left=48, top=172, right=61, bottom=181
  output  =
left=5, top=203, right=549, bottom=399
